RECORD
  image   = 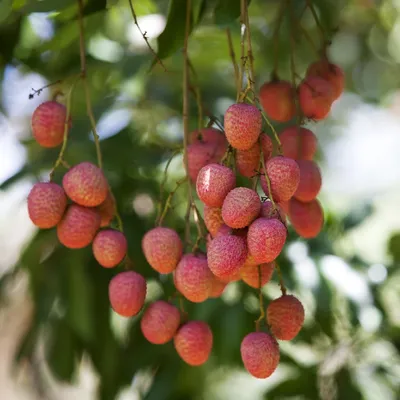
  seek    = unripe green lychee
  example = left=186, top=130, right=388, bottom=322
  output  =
left=27, top=182, right=67, bottom=229
left=97, top=191, right=115, bottom=227
left=294, top=160, right=322, bottom=202
left=240, top=332, right=280, bottom=378
left=279, top=126, right=317, bottom=160
left=267, top=294, right=305, bottom=340
left=190, top=127, right=227, bottom=161
left=247, top=218, right=287, bottom=264
left=240, top=263, right=275, bottom=289
left=209, top=275, right=228, bottom=298
left=288, top=198, right=323, bottom=238
left=108, top=271, right=146, bottom=317
left=31, top=101, right=68, bottom=148
left=259, top=201, right=285, bottom=222
left=224, top=103, right=262, bottom=150
left=174, top=321, right=213, bottom=366
left=140, top=300, right=181, bottom=344
left=142, top=227, right=183, bottom=274
left=204, top=206, right=224, bottom=237
left=62, top=162, right=108, bottom=207
left=57, top=204, right=101, bottom=249
left=92, top=229, right=127, bottom=268
left=222, top=187, right=261, bottom=229
left=236, top=141, right=260, bottom=178
left=196, top=163, right=236, bottom=207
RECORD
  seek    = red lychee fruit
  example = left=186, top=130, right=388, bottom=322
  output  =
left=247, top=218, right=287, bottom=264
left=214, top=224, right=233, bottom=238
left=222, top=187, right=261, bottom=229
left=204, top=206, right=224, bottom=237
left=267, top=294, right=305, bottom=340
left=217, top=268, right=242, bottom=283
left=288, top=198, right=324, bottom=238
left=62, top=162, right=108, bottom=207
left=92, top=229, right=127, bottom=268
left=307, top=60, right=344, bottom=100
left=57, top=204, right=101, bottom=249
left=108, top=271, right=146, bottom=317
left=278, top=200, right=290, bottom=215
left=189, top=127, right=227, bottom=160
left=186, top=141, right=215, bottom=182
left=259, top=80, right=296, bottom=123
left=299, top=76, right=334, bottom=120
left=242, top=252, right=258, bottom=268
left=27, top=182, right=67, bottom=229
left=240, top=263, right=275, bottom=289
left=174, top=321, right=213, bottom=366
left=196, top=163, right=236, bottom=207
left=97, top=192, right=115, bottom=227
left=174, top=253, right=213, bottom=303
left=142, top=227, right=183, bottom=274
left=260, top=133, right=273, bottom=161
left=209, top=275, right=228, bottom=298
left=224, top=103, right=262, bottom=150
left=31, top=101, right=68, bottom=148
left=240, top=332, right=280, bottom=378
left=294, top=160, right=322, bottom=202
left=207, top=234, right=247, bottom=280
left=279, top=126, right=317, bottom=160
left=236, top=141, right=260, bottom=178
left=259, top=201, right=285, bottom=221
left=261, top=156, right=300, bottom=202
left=140, top=300, right=181, bottom=344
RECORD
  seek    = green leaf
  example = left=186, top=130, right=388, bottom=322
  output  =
left=214, top=0, right=241, bottom=27
left=388, top=232, right=400, bottom=262
left=20, top=0, right=76, bottom=13
left=336, top=368, right=363, bottom=400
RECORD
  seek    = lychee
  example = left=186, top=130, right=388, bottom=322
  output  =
left=142, top=227, right=183, bottom=274
left=224, top=103, right=262, bottom=150
left=57, top=204, right=101, bottom=249
left=174, top=321, right=213, bottom=366
left=108, top=271, right=146, bottom=317
left=240, top=263, right=275, bottom=289
left=92, top=229, right=127, bottom=268
left=27, top=182, right=67, bottom=229
left=240, top=332, right=280, bottom=378
left=242, top=252, right=258, bottom=268
left=247, top=218, right=287, bottom=264
left=187, top=141, right=215, bottom=182
left=190, top=127, right=227, bottom=160
left=196, top=163, right=236, bottom=207
left=294, top=160, right=322, bottom=202
left=267, top=294, right=305, bottom=340
left=97, top=191, right=115, bottom=227
left=209, top=275, right=228, bottom=298
left=236, top=141, right=260, bottom=178
left=140, top=300, right=181, bottom=344
left=259, top=201, right=285, bottom=221
left=204, top=206, right=224, bottom=237
left=214, top=224, right=233, bottom=238
left=278, top=200, right=290, bottom=215
left=279, top=126, right=317, bottom=160
left=260, top=133, right=273, bottom=161
left=288, top=198, right=323, bottom=238
left=259, top=80, right=296, bottom=123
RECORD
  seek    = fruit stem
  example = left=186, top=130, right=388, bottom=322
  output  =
left=296, top=21, right=320, bottom=58
left=226, top=27, right=241, bottom=98
left=238, top=0, right=247, bottom=102
left=271, top=1, right=287, bottom=80
left=254, top=265, right=265, bottom=331
left=187, top=59, right=204, bottom=132
left=275, top=262, right=287, bottom=295
left=157, top=177, right=187, bottom=226
left=259, top=149, right=277, bottom=211
left=305, top=0, right=326, bottom=47
left=244, top=2, right=255, bottom=91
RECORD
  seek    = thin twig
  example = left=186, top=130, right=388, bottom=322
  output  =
left=226, top=27, right=241, bottom=97
left=260, top=148, right=277, bottom=210
left=244, top=3, right=255, bottom=90
left=275, top=262, right=287, bottom=296
left=158, top=177, right=187, bottom=226
left=305, top=0, right=326, bottom=46
left=29, top=80, right=62, bottom=100
left=238, top=0, right=247, bottom=102
left=271, top=2, right=287, bottom=80
left=187, top=59, right=204, bottom=132
left=255, top=265, right=265, bottom=331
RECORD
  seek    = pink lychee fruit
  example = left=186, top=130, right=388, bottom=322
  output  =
left=279, top=126, right=317, bottom=160
left=97, top=191, right=115, bottom=227
left=260, top=133, right=273, bottom=161
left=288, top=198, right=324, bottom=238
left=189, top=127, right=227, bottom=160
left=259, top=201, right=285, bottom=221
left=204, top=206, right=224, bottom=237
left=240, top=263, right=275, bottom=289
left=209, top=275, right=228, bottom=298
left=236, top=141, right=260, bottom=178
left=92, top=229, right=127, bottom=268
left=294, top=160, right=322, bottom=202
left=186, top=141, right=216, bottom=182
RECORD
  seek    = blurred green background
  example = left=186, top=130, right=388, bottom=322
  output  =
left=0, top=0, right=399, bottom=399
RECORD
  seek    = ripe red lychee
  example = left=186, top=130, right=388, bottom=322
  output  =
left=27, top=182, right=67, bottom=229
left=217, top=268, right=242, bottom=283
left=279, top=126, right=317, bottom=160
left=142, top=227, right=183, bottom=274
left=278, top=200, right=290, bottom=215
left=108, top=271, right=146, bottom=317
left=240, top=263, right=275, bottom=289
left=31, top=101, right=68, bottom=148
left=209, top=275, right=228, bottom=298
left=289, top=198, right=324, bottom=238
left=247, top=218, right=287, bottom=264
left=242, top=252, right=258, bottom=268
left=190, top=127, right=227, bottom=160
left=62, top=162, right=108, bottom=207
left=259, top=80, right=296, bottom=122
left=207, top=234, right=247, bottom=280
left=196, top=163, right=236, bottom=207
left=260, top=133, right=273, bottom=161
left=259, top=201, right=285, bottom=221
left=299, top=76, right=334, bottom=120
left=240, top=332, right=280, bottom=378
left=187, top=141, right=215, bottom=182
left=174, top=321, right=213, bottom=366
left=214, top=224, right=233, bottom=238
left=92, top=229, right=127, bottom=268
left=174, top=253, right=213, bottom=303
left=204, top=206, right=224, bottom=237
left=97, top=192, right=115, bottom=227
left=267, top=295, right=305, bottom=340
left=57, top=204, right=101, bottom=249
left=224, top=103, right=262, bottom=150
left=236, top=141, right=260, bottom=178
left=140, top=300, right=181, bottom=344
left=222, top=187, right=261, bottom=229
left=294, top=160, right=322, bottom=202
left=261, top=156, right=300, bottom=202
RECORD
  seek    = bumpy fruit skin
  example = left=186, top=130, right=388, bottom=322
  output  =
left=27, top=182, right=67, bottom=229
left=142, top=227, right=183, bottom=274
left=174, top=321, right=213, bottom=366
left=242, top=252, right=258, bottom=268
left=196, top=163, right=236, bottom=207
left=207, top=235, right=247, bottom=280
left=92, top=229, right=127, bottom=268
left=241, top=263, right=275, bottom=289
left=236, top=141, right=260, bottom=178
left=224, top=103, right=262, bottom=150
left=209, top=275, right=228, bottom=298
left=279, top=126, right=317, bottom=160
left=222, top=187, right=261, bottom=229
left=174, top=253, right=213, bottom=303
left=57, top=205, right=101, bottom=249
left=140, top=300, right=180, bottom=344
left=97, top=192, right=115, bottom=227
left=294, top=160, right=322, bottom=202
left=189, top=128, right=227, bottom=160
left=267, top=295, right=305, bottom=340
left=204, top=206, right=224, bottom=237
left=240, top=332, right=280, bottom=378
left=259, top=201, right=285, bottom=221
left=299, top=76, right=334, bottom=120
left=247, top=218, right=287, bottom=263
left=261, top=156, right=300, bottom=202
left=259, top=80, right=296, bottom=122
left=62, top=162, right=108, bottom=207
left=31, top=101, right=68, bottom=148
left=289, top=198, right=324, bottom=238
left=108, top=271, right=146, bottom=317
left=260, top=133, right=273, bottom=161
left=187, top=142, right=215, bottom=182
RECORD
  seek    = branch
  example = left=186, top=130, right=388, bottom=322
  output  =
left=226, top=27, right=240, bottom=97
